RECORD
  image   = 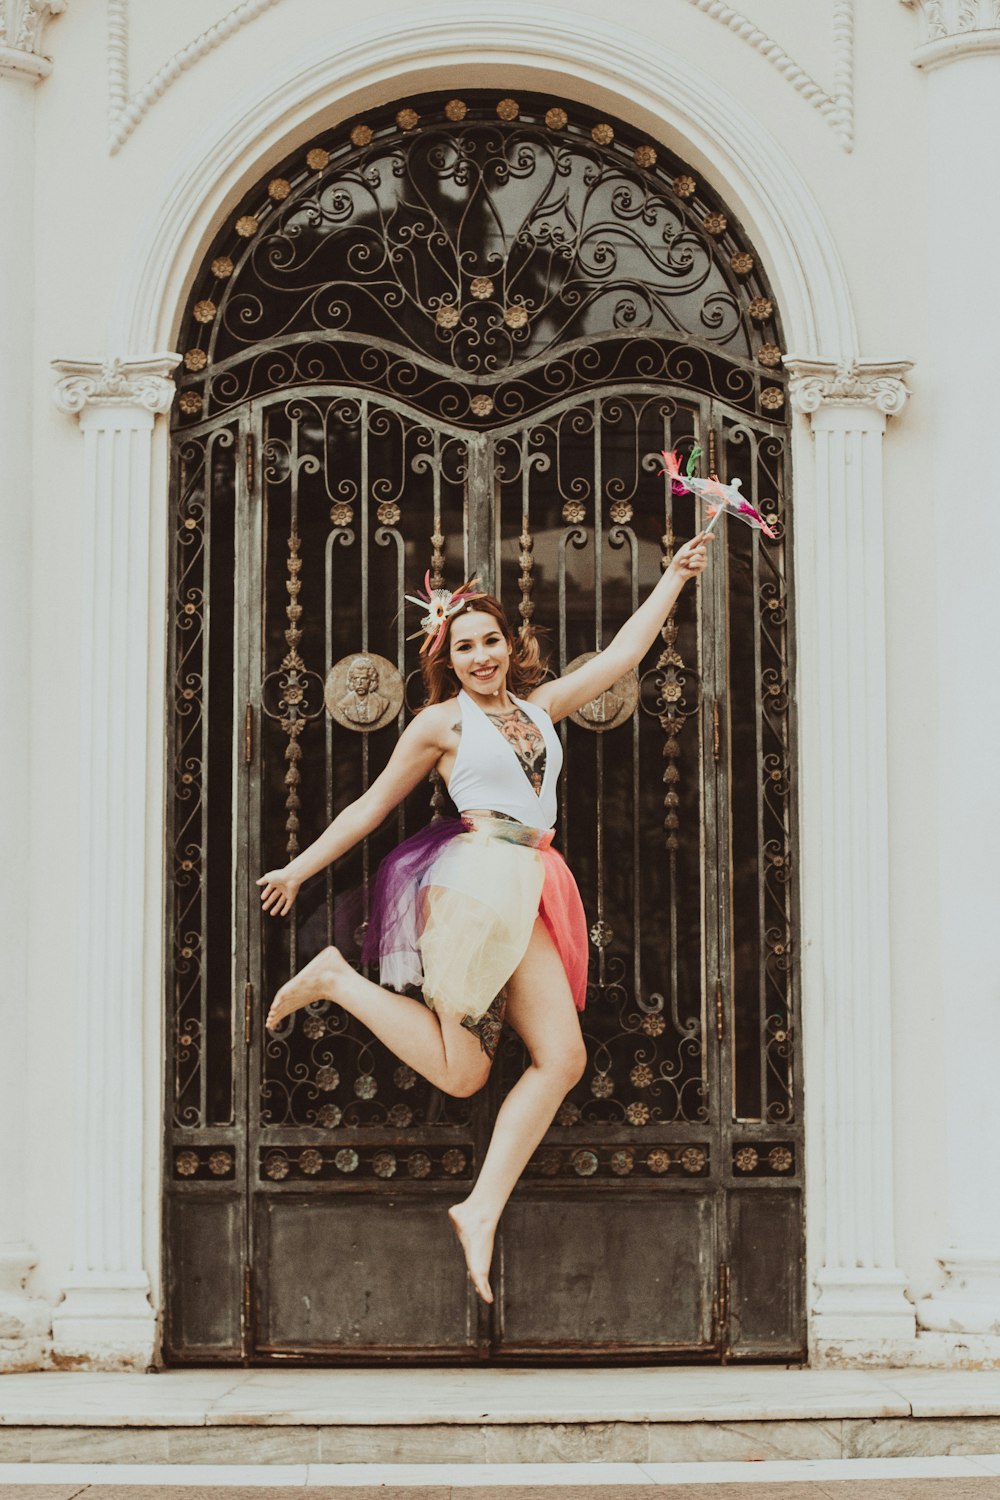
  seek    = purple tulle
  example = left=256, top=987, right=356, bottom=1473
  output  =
left=361, top=816, right=467, bottom=975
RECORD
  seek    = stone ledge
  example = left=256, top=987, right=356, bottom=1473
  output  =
left=5, top=1415, right=1000, bottom=1465
left=5, top=1368, right=1000, bottom=1428
left=5, top=1367, right=1000, bottom=1467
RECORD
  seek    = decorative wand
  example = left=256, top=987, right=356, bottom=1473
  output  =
left=660, top=449, right=777, bottom=539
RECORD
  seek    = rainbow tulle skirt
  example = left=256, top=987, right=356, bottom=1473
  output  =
left=361, top=813, right=588, bottom=1024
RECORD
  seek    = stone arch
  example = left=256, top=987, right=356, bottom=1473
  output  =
left=110, top=2, right=858, bottom=366
left=160, top=73, right=807, bottom=1358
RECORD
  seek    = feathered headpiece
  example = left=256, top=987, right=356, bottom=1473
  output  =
left=660, top=449, right=777, bottom=539
left=405, top=572, right=486, bottom=654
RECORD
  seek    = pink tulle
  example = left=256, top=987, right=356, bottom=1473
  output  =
left=538, top=845, right=589, bottom=1011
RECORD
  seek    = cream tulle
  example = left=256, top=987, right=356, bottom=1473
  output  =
left=418, top=829, right=547, bottom=1021
left=362, top=812, right=589, bottom=1025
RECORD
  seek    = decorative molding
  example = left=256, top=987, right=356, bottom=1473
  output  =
left=0, top=0, right=65, bottom=52
left=901, top=0, right=1000, bottom=64
left=683, top=0, right=854, bottom=151
left=107, top=0, right=856, bottom=153
left=902, top=0, right=1000, bottom=41
left=111, top=4, right=860, bottom=362
left=785, top=358, right=912, bottom=417
left=108, top=0, right=284, bottom=153
left=51, top=355, right=178, bottom=415
left=0, top=0, right=64, bottom=78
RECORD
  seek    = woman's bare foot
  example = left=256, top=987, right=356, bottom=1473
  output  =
left=266, top=946, right=351, bottom=1030
left=448, top=1200, right=497, bottom=1304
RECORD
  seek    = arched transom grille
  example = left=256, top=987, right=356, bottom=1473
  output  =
left=174, top=92, right=786, bottom=428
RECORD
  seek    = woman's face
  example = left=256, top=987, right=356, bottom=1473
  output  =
left=447, top=610, right=511, bottom=697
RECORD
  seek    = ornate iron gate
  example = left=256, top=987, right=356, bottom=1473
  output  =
left=164, top=93, right=802, bottom=1362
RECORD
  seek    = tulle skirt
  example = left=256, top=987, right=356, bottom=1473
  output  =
left=361, top=812, right=588, bottom=1024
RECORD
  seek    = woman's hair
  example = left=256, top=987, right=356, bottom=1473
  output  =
left=420, top=594, right=547, bottom=704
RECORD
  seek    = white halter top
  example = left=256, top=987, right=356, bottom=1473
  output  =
left=445, top=689, right=562, bottom=830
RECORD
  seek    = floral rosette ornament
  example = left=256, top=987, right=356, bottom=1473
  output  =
left=659, top=448, right=777, bottom=539
left=405, top=571, right=485, bottom=654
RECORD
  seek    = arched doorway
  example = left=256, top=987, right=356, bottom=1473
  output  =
left=164, top=90, right=800, bottom=1362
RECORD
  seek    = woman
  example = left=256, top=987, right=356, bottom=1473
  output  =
left=258, top=530, right=712, bottom=1302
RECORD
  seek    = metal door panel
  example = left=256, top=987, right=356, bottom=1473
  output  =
left=498, top=1194, right=716, bottom=1351
left=165, top=1193, right=245, bottom=1358
left=255, top=1194, right=478, bottom=1353
left=726, top=1188, right=804, bottom=1359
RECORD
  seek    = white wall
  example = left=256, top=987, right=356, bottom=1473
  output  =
left=9, top=0, right=970, bottom=1360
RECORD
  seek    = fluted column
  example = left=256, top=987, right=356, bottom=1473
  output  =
left=787, top=358, right=917, bottom=1344
left=50, top=356, right=177, bottom=1366
left=902, top=0, right=1000, bottom=1341
left=0, top=0, right=65, bottom=1372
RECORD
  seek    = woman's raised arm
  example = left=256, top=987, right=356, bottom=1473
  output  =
left=529, top=532, right=712, bottom=725
left=257, top=706, right=448, bottom=916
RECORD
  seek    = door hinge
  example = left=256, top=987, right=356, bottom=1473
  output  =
left=712, top=700, right=721, bottom=763
left=715, top=976, right=724, bottom=1042
left=244, top=701, right=253, bottom=764
left=244, top=981, right=253, bottom=1045
left=243, top=1263, right=253, bottom=1332
left=245, top=434, right=254, bottom=490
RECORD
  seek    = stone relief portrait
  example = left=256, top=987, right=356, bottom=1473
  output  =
left=324, top=652, right=403, bottom=731
left=564, top=651, right=639, bottom=731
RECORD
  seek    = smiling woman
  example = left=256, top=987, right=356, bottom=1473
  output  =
left=257, top=545, right=710, bottom=1302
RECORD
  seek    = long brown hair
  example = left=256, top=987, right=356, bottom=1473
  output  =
left=420, top=594, right=547, bottom=704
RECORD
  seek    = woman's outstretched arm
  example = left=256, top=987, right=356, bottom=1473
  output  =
left=529, top=532, right=713, bottom=724
left=257, top=705, right=448, bottom=916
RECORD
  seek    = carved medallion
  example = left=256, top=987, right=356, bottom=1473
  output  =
left=324, top=653, right=403, bottom=732
left=564, top=651, right=639, bottom=731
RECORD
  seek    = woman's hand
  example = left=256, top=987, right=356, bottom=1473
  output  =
left=668, top=531, right=713, bottom=582
left=257, top=867, right=302, bottom=917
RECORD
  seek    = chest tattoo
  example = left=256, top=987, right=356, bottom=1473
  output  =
left=484, top=705, right=547, bottom=794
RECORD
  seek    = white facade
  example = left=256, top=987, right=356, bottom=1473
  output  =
left=1, top=0, right=998, bottom=1370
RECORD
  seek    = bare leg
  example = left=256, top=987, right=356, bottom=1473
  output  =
left=448, top=919, right=587, bottom=1303
left=266, top=947, right=491, bottom=1098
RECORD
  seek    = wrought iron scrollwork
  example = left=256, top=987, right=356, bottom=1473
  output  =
left=173, top=94, right=784, bottom=431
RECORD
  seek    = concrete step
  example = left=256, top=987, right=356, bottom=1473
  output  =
left=2, top=1369, right=1000, bottom=1466
left=3, top=1457, right=1000, bottom=1497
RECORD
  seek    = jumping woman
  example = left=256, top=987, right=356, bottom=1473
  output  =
left=258, top=530, right=712, bottom=1302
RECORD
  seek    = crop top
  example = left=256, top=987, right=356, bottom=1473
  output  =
left=444, top=689, right=562, bottom=830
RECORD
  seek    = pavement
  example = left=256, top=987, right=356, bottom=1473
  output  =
left=1, top=1459, right=1000, bottom=1497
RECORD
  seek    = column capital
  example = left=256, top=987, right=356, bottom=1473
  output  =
left=784, top=358, right=913, bottom=419
left=900, top=0, right=1000, bottom=67
left=0, top=0, right=65, bottom=81
left=52, top=355, right=179, bottom=418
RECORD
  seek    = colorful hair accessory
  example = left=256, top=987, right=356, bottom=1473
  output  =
left=659, top=449, right=777, bottom=539
left=405, top=572, right=486, bottom=654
